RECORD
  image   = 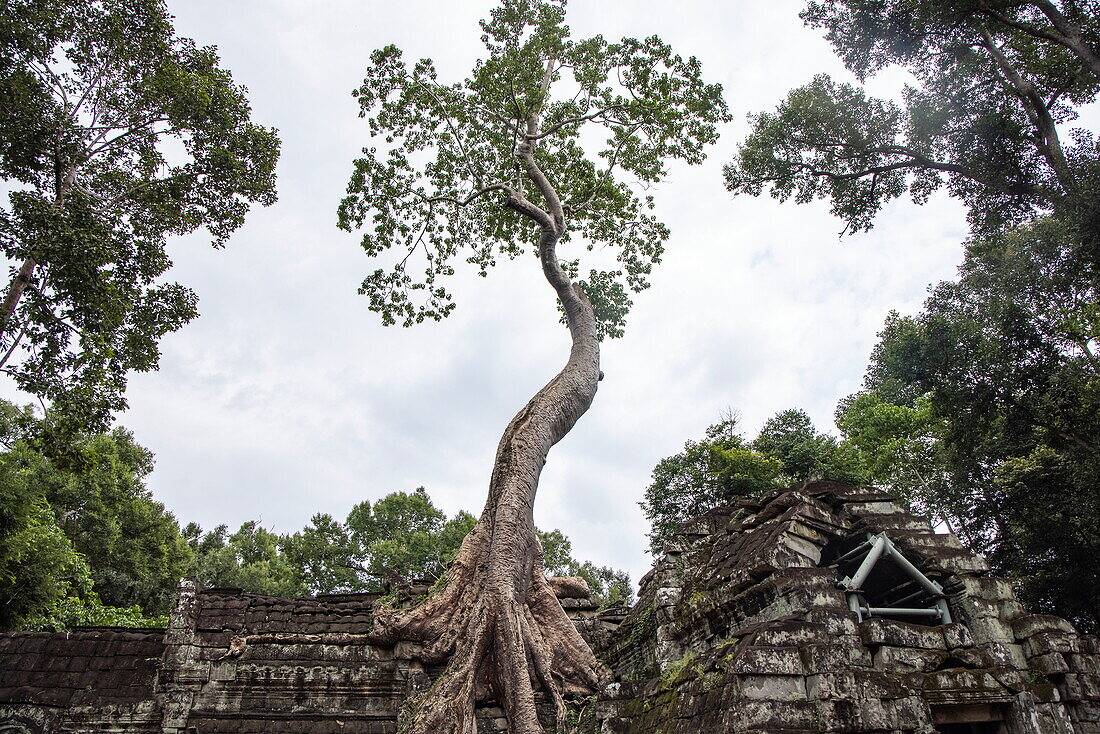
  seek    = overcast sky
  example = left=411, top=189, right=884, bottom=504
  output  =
left=25, top=1, right=981, bottom=586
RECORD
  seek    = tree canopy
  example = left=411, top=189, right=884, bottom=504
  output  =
left=281, top=488, right=476, bottom=595
left=185, top=520, right=305, bottom=598
left=277, top=489, right=631, bottom=607
left=0, top=0, right=279, bottom=438
left=726, top=0, right=1100, bottom=258
left=0, top=402, right=631, bottom=632
left=642, top=410, right=868, bottom=554
left=838, top=217, right=1100, bottom=631
left=0, top=400, right=190, bottom=630
left=338, top=0, right=728, bottom=338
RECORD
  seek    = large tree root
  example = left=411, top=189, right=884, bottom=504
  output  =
left=370, top=518, right=609, bottom=734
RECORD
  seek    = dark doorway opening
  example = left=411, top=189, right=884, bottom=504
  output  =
left=936, top=725, right=1001, bottom=734
left=932, top=703, right=1005, bottom=734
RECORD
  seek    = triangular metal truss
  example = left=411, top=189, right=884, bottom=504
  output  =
left=835, top=531, right=952, bottom=624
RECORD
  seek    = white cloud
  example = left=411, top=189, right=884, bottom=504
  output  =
left=10, top=1, right=978, bottom=585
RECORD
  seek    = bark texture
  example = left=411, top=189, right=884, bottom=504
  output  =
left=369, top=126, right=609, bottom=732
left=0, top=256, right=37, bottom=340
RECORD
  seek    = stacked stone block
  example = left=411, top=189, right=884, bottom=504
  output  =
left=0, top=578, right=602, bottom=733
left=0, top=627, right=164, bottom=733
left=3, top=480, right=1099, bottom=733
left=592, top=481, right=1100, bottom=733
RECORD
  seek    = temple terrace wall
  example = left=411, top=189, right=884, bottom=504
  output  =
left=2, top=481, right=1098, bottom=733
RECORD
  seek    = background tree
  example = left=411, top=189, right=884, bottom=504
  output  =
left=0, top=0, right=279, bottom=438
left=725, top=0, right=1100, bottom=261
left=40, top=428, right=191, bottom=614
left=641, top=416, right=782, bottom=554
left=20, top=592, right=167, bottom=632
left=337, top=0, right=728, bottom=729
left=536, top=528, right=633, bottom=608
left=836, top=391, right=954, bottom=525
left=839, top=217, right=1100, bottom=631
left=0, top=440, right=90, bottom=630
left=642, top=410, right=867, bottom=554
left=282, top=488, right=477, bottom=594
left=185, top=521, right=306, bottom=598
left=0, top=405, right=631, bottom=631
left=751, top=408, right=868, bottom=485
left=188, top=488, right=632, bottom=608
left=0, top=399, right=190, bottom=629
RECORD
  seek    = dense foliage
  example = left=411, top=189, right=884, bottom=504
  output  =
left=280, top=488, right=476, bottom=595
left=0, top=0, right=279, bottom=439
left=338, top=0, right=729, bottom=338
left=726, top=0, right=1100, bottom=256
left=185, top=520, right=305, bottom=598
left=0, top=405, right=631, bottom=632
left=538, top=528, right=633, bottom=607
left=0, top=400, right=190, bottom=630
left=642, top=410, right=867, bottom=553
left=839, top=218, right=1100, bottom=632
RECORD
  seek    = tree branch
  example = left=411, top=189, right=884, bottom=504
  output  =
left=977, top=24, right=1075, bottom=194
left=0, top=320, right=28, bottom=370
left=82, top=116, right=173, bottom=161
left=413, top=80, right=485, bottom=184
left=420, top=184, right=506, bottom=208
left=528, top=105, right=627, bottom=140
left=518, top=58, right=566, bottom=234
left=1023, top=0, right=1100, bottom=80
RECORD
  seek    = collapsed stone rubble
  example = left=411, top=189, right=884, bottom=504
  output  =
left=590, top=481, right=1100, bottom=733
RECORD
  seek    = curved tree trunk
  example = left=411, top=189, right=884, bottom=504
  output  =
left=369, top=148, right=609, bottom=732
left=1, top=257, right=37, bottom=337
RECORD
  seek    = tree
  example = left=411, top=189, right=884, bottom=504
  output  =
left=841, top=217, right=1100, bottom=631
left=725, top=0, right=1100, bottom=260
left=189, top=487, right=632, bottom=614
left=537, top=528, right=633, bottom=608
left=185, top=521, right=306, bottom=598
left=0, top=402, right=192, bottom=616
left=337, top=1, right=728, bottom=729
left=0, top=399, right=191, bottom=628
left=641, top=417, right=782, bottom=554
left=284, top=490, right=632, bottom=607
left=21, top=593, right=167, bottom=631
left=641, top=410, right=867, bottom=554
left=836, top=391, right=955, bottom=526
left=0, top=444, right=90, bottom=630
left=283, top=488, right=477, bottom=594
left=751, top=408, right=868, bottom=486
left=0, top=0, right=279, bottom=436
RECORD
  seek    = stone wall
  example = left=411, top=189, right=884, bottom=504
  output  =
left=2, top=480, right=1098, bottom=733
left=0, top=579, right=601, bottom=733
left=588, top=481, right=1100, bottom=733
left=0, top=627, right=164, bottom=732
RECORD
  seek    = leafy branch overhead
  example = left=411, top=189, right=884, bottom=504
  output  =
left=725, top=0, right=1100, bottom=246
left=0, top=0, right=279, bottom=435
left=337, top=0, right=729, bottom=338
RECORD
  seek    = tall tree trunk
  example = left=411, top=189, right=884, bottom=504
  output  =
left=367, top=210, right=608, bottom=734
left=0, top=257, right=36, bottom=341
left=2, top=171, right=71, bottom=342
left=367, top=60, right=610, bottom=729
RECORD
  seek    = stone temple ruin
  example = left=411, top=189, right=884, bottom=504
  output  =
left=3, top=480, right=1100, bottom=732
